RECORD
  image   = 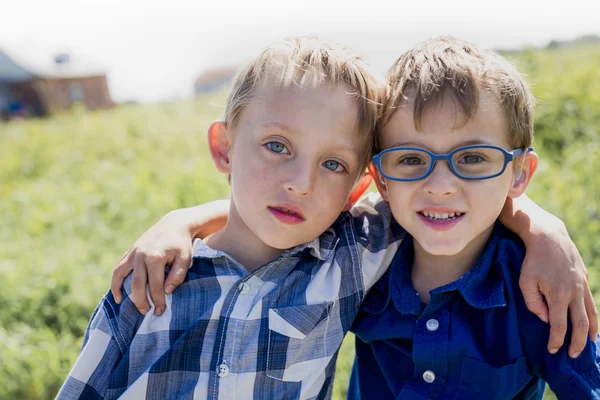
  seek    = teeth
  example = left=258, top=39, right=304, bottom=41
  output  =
left=280, top=208, right=297, bottom=215
left=421, top=211, right=463, bottom=220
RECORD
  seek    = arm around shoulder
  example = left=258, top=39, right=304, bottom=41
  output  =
left=500, top=194, right=597, bottom=357
left=349, top=192, right=406, bottom=291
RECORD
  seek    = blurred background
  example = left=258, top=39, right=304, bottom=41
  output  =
left=1, top=0, right=599, bottom=398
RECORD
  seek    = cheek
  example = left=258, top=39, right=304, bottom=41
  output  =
left=468, top=178, right=512, bottom=213
left=313, top=172, right=355, bottom=211
left=385, top=184, right=414, bottom=223
left=230, top=149, right=272, bottom=192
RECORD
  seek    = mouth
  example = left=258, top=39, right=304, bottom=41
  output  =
left=268, top=204, right=306, bottom=225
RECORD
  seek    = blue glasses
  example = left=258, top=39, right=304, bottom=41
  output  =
left=373, top=145, right=533, bottom=181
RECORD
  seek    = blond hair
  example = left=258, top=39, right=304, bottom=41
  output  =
left=224, top=35, right=386, bottom=166
left=380, top=36, right=535, bottom=152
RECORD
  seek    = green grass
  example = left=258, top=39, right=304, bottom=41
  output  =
left=1, top=43, right=600, bottom=399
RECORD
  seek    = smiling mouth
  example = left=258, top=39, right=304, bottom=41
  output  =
left=418, top=211, right=464, bottom=221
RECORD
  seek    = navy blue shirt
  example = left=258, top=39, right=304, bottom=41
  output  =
left=349, top=223, right=600, bottom=400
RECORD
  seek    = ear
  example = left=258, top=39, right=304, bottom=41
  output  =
left=207, top=121, right=233, bottom=174
left=368, top=161, right=390, bottom=201
left=343, top=173, right=372, bottom=211
left=508, top=151, right=538, bottom=198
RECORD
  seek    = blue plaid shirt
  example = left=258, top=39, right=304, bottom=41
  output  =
left=349, top=222, right=600, bottom=400
left=57, top=194, right=405, bottom=400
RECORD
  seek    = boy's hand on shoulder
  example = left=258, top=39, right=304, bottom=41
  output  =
left=111, top=209, right=197, bottom=316
left=520, top=217, right=598, bottom=359
left=111, top=201, right=229, bottom=315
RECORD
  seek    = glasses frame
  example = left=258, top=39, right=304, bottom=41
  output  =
left=373, top=145, right=534, bottom=182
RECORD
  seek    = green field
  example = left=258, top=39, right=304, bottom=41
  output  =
left=1, top=43, right=600, bottom=399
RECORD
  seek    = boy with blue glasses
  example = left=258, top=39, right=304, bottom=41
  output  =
left=349, top=36, right=600, bottom=399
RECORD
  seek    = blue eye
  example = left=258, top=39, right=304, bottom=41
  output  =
left=266, top=142, right=288, bottom=154
left=323, top=160, right=344, bottom=172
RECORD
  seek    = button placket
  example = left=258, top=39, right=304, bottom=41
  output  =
left=413, top=311, right=448, bottom=395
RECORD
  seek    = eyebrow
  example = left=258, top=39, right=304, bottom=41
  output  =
left=260, top=122, right=297, bottom=134
left=388, top=138, right=496, bottom=150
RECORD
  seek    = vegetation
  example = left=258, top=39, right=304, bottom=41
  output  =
left=1, top=43, right=599, bottom=399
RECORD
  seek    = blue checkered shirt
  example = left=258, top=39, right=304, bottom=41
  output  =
left=57, top=194, right=405, bottom=399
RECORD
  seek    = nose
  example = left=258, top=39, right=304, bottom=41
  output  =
left=283, top=159, right=316, bottom=196
left=422, top=161, right=459, bottom=197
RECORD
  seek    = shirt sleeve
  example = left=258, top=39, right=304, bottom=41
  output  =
left=519, top=309, right=600, bottom=399
left=56, top=283, right=144, bottom=399
left=349, top=192, right=406, bottom=291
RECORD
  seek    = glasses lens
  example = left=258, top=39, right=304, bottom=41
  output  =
left=451, top=147, right=505, bottom=178
left=379, top=149, right=431, bottom=180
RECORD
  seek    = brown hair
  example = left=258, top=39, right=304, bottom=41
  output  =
left=224, top=35, right=387, bottom=167
left=379, top=36, right=535, bottom=152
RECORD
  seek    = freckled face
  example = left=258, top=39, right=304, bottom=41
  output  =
left=228, top=82, right=368, bottom=250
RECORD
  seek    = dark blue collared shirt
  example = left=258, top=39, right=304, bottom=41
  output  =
left=349, top=222, right=600, bottom=400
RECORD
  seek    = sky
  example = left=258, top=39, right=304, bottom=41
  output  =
left=1, top=0, right=598, bottom=103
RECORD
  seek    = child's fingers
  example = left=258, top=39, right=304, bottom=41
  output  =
left=146, top=255, right=167, bottom=316
left=568, top=296, right=590, bottom=358
left=520, top=276, right=549, bottom=324
left=546, top=289, right=569, bottom=354
left=130, top=254, right=151, bottom=315
left=111, top=248, right=135, bottom=304
left=164, top=253, right=191, bottom=294
left=585, top=288, right=599, bottom=339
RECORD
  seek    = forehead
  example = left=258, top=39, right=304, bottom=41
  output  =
left=382, top=90, right=510, bottom=149
left=254, top=81, right=357, bottom=119
left=239, top=81, right=367, bottom=145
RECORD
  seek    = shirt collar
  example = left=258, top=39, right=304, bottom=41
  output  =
left=191, top=214, right=343, bottom=264
left=430, top=223, right=508, bottom=310
left=360, top=222, right=511, bottom=316
left=304, top=212, right=348, bottom=261
left=359, top=236, right=420, bottom=315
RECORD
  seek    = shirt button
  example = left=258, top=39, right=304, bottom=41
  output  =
left=426, top=319, right=439, bottom=332
left=422, top=370, right=436, bottom=383
left=217, top=363, right=230, bottom=377
left=238, top=282, right=250, bottom=295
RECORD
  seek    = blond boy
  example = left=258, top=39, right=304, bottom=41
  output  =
left=57, top=35, right=405, bottom=399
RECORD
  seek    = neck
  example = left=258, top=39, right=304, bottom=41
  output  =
left=411, top=225, right=493, bottom=303
left=204, top=203, right=285, bottom=272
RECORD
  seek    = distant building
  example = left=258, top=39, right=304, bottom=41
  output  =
left=0, top=46, right=114, bottom=119
left=194, top=66, right=238, bottom=95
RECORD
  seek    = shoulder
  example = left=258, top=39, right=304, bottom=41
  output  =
left=490, top=227, right=563, bottom=366
left=106, top=276, right=146, bottom=339
left=493, top=224, right=527, bottom=276
left=347, top=192, right=406, bottom=252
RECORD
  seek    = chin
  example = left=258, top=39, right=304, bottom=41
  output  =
left=418, top=238, right=468, bottom=256
left=260, top=231, right=309, bottom=251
